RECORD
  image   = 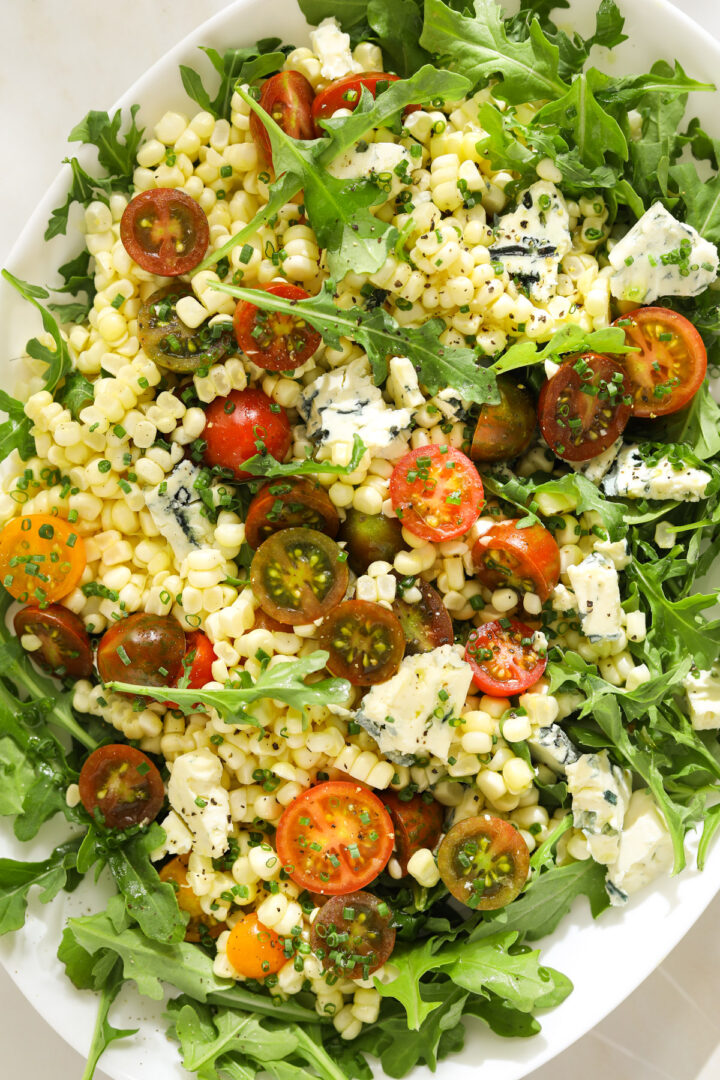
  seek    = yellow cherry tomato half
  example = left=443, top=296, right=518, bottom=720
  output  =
left=226, top=913, right=285, bottom=979
left=0, top=514, right=86, bottom=604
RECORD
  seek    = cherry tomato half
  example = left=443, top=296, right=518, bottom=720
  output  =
left=0, top=514, right=86, bottom=605
left=138, top=284, right=236, bottom=373
left=339, top=508, right=404, bottom=576
left=159, top=856, right=226, bottom=943
left=245, top=478, right=340, bottom=549
left=312, top=73, right=419, bottom=133
left=470, top=378, right=536, bottom=462
left=226, top=912, right=285, bottom=979
left=438, top=815, right=529, bottom=910
left=392, top=577, right=453, bottom=656
left=251, top=527, right=349, bottom=626
left=464, top=619, right=546, bottom=697
left=250, top=70, right=316, bottom=165
left=309, top=891, right=396, bottom=979
left=317, top=599, right=404, bottom=685
left=382, top=791, right=445, bottom=875
left=538, top=352, right=632, bottom=462
left=612, top=307, right=707, bottom=417
left=78, top=744, right=165, bottom=829
left=120, top=188, right=209, bottom=276
left=202, top=388, right=292, bottom=480
left=13, top=604, right=93, bottom=680
left=178, top=630, right=216, bottom=688
left=97, top=612, right=186, bottom=687
left=472, top=520, right=560, bottom=602
left=276, top=780, right=394, bottom=895
left=390, top=445, right=484, bottom=542
left=233, top=283, right=321, bottom=372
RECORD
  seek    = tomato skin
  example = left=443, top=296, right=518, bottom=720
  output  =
left=309, top=891, right=396, bottom=979
left=138, top=284, right=236, bottom=373
left=251, top=527, right=349, bottom=626
left=464, top=619, right=546, bottom=697
left=472, top=519, right=560, bottom=602
left=471, top=378, right=536, bottom=462
left=13, top=604, right=93, bottom=680
left=312, top=73, right=420, bottom=134
left=202, top=388, right=292, bottom=480
left=78, top=744, right=165, bottom=830
left=317, top=599, right=405, bottom=685
left=233, top=283, right=321, bottom=371
left=392, top=577, right=453, bottom=656
left=97, top=612, right=186, bottom=687
left=226, top=913, right=285, bottom=979
left=276, top=780, right=395, bottom=895
left=120, top=188, right=209, bottom=276
left=390, top=445, right=484, bottom=542
left=158, top=856, right=226, bottom=942
left=538, top=352, right=632, bottom=462
left=250, top=71, right=316, bottom=164
left=245, top=478, right=340, bottom=549
left=0, top=514, right=86, bottom=605
left=612, top=307, right=707, bottom=417
left=382, top=791, right=445, bottom=874
left=438, top=815, right=529, bottom=910
left=339, top=508, right=404, bottom=576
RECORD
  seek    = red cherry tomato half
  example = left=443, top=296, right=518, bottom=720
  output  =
left=438, top=814, right=529, bottom=909
left=97, top=612, right=186, bottom=688
left=120, top=188, right=209, bottom=276
left=163, top=631, right=217, bottom=707
left=317, top=599, right=405, bottom=685
left=312, top=73, right=419, bottom=133
left=233, top=283, right=321, bottom=372
left=464, top=619, right=546, bottom=697
left=382, top=791, right=445, bottom=874
left=472, top=519, right=560, bottom=602
left=309, top=891, right=396, bottom=979
left=276, top=780, right=395, bottom=895
left=250, top=70, right=316, bottom=164
left=202, top=388, right=292, bottom=480
left=612, top=307, right=707, bottom=417
left=245, top=478, right=340, bottom=549
left=538, top=352, right=632, bottom=462
left=390, top=445, right=484, bottom=542
left=78, top=744, right=165, bottom=829
left=13, top=604, right=93, bottom=680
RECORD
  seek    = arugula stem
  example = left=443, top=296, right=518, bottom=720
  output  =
left=206, top=987, right=325, bottom=1024
left=10, top=656, right=98, bottom=751
left=292, top=1025, right=351, bottom=1080
left=192, top=187, right=294, bottom=275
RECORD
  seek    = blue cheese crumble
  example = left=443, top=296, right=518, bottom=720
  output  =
left=489, top=181, right=571, bottom=302
left=144, top=460, right=214, bottom=560
left=567, top=750, right=632, bottom=865
left=683, top=667, right=720, bottom=730
left=566, top=552, right=623, bottom=643
left=605, top=789, right=674, bottom=906
left=603, top=444, right=711, bottom=502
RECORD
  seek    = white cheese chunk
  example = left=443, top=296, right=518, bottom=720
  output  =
left=167, top=747, right=231, bottom=859
left=309, top=17, right=362, bottom=81
left=567, top=552, right=623, bottom=642
left=593, top=537, right=631, bottom=570
left=490, top=181, right=571, bottom=302
left=527, top=724, right=579, bottom=774
left=571, top=437, right=622, bottom=485
left=431, top=387, right=474, bottom=424
left=603, top=444, right=711, bottom=502
left=605, top=789, right=674, bottom=905
left=299, top=357, right=411, bottom=460
left=609, top=202, right=718, bottom=304
left=354, top=644, right=473, bottom=765
left=150, top=809, right=194, bottom=861
left=327, top=142, right=413, bottom=198
left=387, top=356, right=425, bottom=409
left=683, top=668, right=720, bottom=730
left=144, top=460, right=214, bottom=560
left=567, top=750, right=632, bottom=865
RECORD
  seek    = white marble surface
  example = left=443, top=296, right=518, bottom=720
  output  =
left=1, top=1, right=720, bottom=1078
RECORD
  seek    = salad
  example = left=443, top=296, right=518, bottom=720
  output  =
left=2, top=0, right=720, bottom=1077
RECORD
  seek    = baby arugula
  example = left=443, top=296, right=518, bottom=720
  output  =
left=180, top=39, right=291, bottom=120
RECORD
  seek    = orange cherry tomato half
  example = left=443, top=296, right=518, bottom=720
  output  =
left=78, top=744, right=165, bottom=829
left=538, top=352, right=632, bottom=462
left=312, top=73, right=420, bottom=134
left=612, top=306, right=707, bottom=417
left=390, top=445, right=484, bottom=542
left=472, top=519, right=560, bottom=602
left=317, top=599, right=405, bottom=685
left=233, top=283, right=321, bottom=372
left=245, top=477, right=340, bottom=549
left=382, top=791, right=445, bottom=875
left=276, top=780, right=395, bottom=895
left=250, top=70, right=316, bottom=165
left=0, top=514, right=86, bottom=605
left=250, top=527, right=349, bottom=626
left=464, top=619, right=546, bottom=697
left=158, top=856, right=226, bottom=943
left=226, top=912, right=286, bottom=979
left=120, top=188, right=209, bottom=276
left=391, top=577, right=453, bottom=656
left=13, top=604, right=93, bottom=680
left=97, top=612, right=186, bottom=688
left=202, top=387, right=292, bottom=480
left=438, top=815, right=529, bottom=909
left=309, top=891, right=396, bottom=979
left=470, top=377, right=536, bottom=463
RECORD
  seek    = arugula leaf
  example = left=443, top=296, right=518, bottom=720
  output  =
left=298, top=0, right=429, bottom=77
left=420, top=0, right=567, bottom=102
left=109, top=650, right=351, bottom=721
left=465, top=992, right=541, bottom=1039
left=630, top=557, right=720, bottom=668
left=215, top=280, right=499, bottom=405
left=663, top=382, right=720, bottom=461
left=46, top=158, right=114, bottom=240
left=48, top=249, right=96, bottom=325
left=671, top=159, right=720, bottom=245
left=0, top=839, right=82, bottom=935
left=82, top=959, right=137, bottom=1080
left=0, top=737, right=36, bottom=815
left=0, top=388, right=35, bottom=461
left=57, top=370, right=94, bottom=420
left=375, top=938, right=453, bottom=1027
left=509, top=0, right=626, bottom=81
left=180, top=42, right=288, bottom=120
left=239, top=435, right=366, bottom=479
left=533, top=68, right=627, bottom=170
left=698, top=803, right=720, bottom=870
left=493, top=323, right=636, bottom=376
left=482, top=469, right=627, bottom=541
left=99, top=824, right=187, bottom=945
